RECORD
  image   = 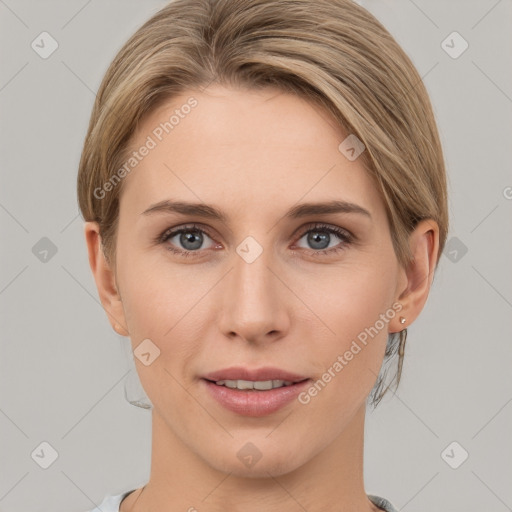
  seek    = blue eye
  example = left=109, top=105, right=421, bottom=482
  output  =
left=295, top=223, right=352, bottom=256
left=157, top=222, right=353, bottom=258
left=159, top=224, right=216, bottom=256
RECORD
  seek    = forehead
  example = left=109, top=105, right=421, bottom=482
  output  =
left=119, top=84, right=384, bottom=221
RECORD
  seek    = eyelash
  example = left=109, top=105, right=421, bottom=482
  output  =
left=156, top=222, right=354, bottom=258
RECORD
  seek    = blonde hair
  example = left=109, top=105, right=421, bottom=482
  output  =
left=77, top=0, right=448, bottom=406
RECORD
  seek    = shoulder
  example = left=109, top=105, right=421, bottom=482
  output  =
left=368, top=494, right=399, bottom=512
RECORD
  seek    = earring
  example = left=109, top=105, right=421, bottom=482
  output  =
left=399, top=316, right=406, bottom=325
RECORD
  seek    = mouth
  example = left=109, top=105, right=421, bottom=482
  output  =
left=200, top=366, right=311, bottom=416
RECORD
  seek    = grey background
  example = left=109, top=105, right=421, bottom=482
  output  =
left=1, top=0, right=511, bottom=511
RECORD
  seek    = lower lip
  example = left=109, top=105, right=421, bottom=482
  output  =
left=202, top=379, right=311, bottom=417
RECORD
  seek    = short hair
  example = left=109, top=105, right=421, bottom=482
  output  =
left=77, top=0, right=449, bottom=406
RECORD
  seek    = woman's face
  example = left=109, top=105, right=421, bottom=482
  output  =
left=100, top=84, right=409, bottom=476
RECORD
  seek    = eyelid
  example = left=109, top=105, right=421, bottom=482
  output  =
left=294, top=222, right=354, bottom=241
left=154, top=222, right=216, bottom=245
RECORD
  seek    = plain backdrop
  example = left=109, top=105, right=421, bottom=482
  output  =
left=0, top=1, right=511, bottom=511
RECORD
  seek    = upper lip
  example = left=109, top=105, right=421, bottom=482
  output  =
left=202, top=366, right=309, bottom=383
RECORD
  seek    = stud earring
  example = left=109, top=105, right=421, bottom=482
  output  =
left=399, top=316, right=406, bottom=324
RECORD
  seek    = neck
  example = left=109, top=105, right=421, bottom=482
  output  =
left=124, top=403, right=380, bottom=512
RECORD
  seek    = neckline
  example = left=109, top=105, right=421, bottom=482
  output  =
left=114, top=490, right=396, bottom=512
left=118, top=489, right=139, bottom=511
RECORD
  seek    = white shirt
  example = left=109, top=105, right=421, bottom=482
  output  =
left=86, top=490, right=133, bottom=512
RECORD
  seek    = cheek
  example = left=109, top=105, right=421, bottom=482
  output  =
left=295, top=260, right=397, bottom=408
left=301, top=255, right=397, bottom=342
left=117, top=251, right=210, bottom=375
left=117, top=259, right=206, bottom=411
left=117, top=246, right=194, bottom=335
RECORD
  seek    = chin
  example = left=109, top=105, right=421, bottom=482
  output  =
left=203, top=438, right=307, bottom=478
left=216, top=457, right=301, bottom=479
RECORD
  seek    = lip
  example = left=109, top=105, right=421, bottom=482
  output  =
left=200, top=366, right=310, bottom=417
left=201, top=378, right=311, bottom=417
left=202, top=366, right=309, bottom=383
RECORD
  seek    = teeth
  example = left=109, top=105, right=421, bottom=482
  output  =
left=214, top=379, right=293, bottom=390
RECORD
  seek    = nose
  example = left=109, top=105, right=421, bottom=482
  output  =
left=217, top=240, right=290, bottom=345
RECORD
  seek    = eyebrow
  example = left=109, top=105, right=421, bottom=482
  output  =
left=141, top=199, right=372, bottom=221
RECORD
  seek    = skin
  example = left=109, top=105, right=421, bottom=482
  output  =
left=85, top=84, right=439, bottom=512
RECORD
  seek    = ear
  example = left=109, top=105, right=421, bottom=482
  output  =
left=390, top=219, right=440, bottom=333
left=84, top=221, right=129, bottom=336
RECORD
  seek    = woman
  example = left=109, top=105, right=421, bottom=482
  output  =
left=78, top=0, right=448, bottom=510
